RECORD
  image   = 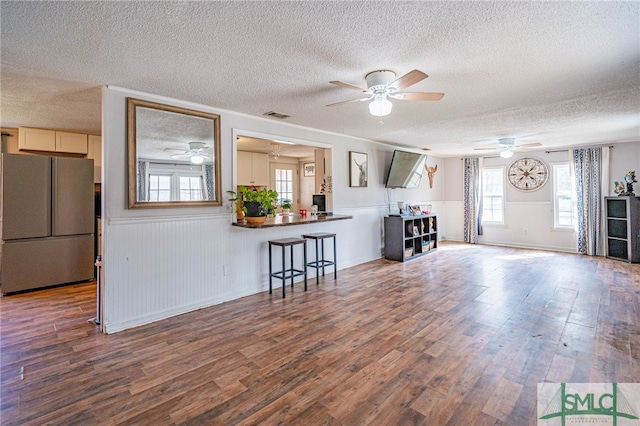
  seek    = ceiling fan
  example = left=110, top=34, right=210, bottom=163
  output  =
left=474, top=138, right=542, bottom=158
left=164, top=141, right=211, bottom=164
left=326, top=69, right=444, bottom=117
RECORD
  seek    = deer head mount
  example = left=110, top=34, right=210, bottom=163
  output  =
left=425, top=164, right=437, bottom=188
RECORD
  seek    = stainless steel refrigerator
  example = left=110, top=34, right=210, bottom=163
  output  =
left=0, top=154, right=94, bottom=294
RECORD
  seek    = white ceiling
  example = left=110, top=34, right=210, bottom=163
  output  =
left=1, top=1, right=639, bottom=157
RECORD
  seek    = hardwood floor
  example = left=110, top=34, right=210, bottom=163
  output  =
left=1, top=242, right=638, bottom=425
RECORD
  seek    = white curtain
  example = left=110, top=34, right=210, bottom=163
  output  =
left=463, top=157, right=483, bottom=243
left=571, top=147, right=609, bottom=255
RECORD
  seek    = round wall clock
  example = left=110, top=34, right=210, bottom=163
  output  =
left=507, top=157, right=549, bottom=191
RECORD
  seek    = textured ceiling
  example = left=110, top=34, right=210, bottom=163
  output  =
left=1, top=1, right=639, bottom=157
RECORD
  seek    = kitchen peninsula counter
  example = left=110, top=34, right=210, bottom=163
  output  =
left=232, top=214, right=352, bottom=229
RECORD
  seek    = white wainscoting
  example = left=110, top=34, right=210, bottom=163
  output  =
left=102, top=207, right=387, bottom=333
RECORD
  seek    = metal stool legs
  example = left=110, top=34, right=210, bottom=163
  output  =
left=268, top=237, right=307, bottom=298
left=302, top=233, right=337, bottom=283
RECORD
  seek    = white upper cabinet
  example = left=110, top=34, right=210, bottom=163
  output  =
left=237, top=151, right=269, bottom=186
left=18, top=127, right=56, bottom=151
left=55, top=131, right=87, bottom=154
left=18, top=127, right=87, bottom=154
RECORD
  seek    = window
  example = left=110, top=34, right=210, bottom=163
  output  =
left=179, top=176, right=204, bottom=201
left=553, top=163, right=574, bottom=228
left=274, top=168, right=293, bottom=204
left=482, top=167, right=504, bottom=224
left=148, top=174, right=171, bottom=202
left=147, top=163, right=205, bottom=202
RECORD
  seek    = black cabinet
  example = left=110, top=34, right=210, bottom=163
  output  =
left=384, top=215, right=437, bottom=262
left=605, top=196, right=640, bottom=263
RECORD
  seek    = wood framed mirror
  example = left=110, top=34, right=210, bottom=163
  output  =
left=127, top=98, right=221, bottom=208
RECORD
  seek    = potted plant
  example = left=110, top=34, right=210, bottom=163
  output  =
left=228, top=186, right=278, bottom=223
left=281, top=199, right=292, bottom=215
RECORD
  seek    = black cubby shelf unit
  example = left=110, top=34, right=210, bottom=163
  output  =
left=384, top=214, right=438, bottom=262
left=604, top=196, right=640, bottom=263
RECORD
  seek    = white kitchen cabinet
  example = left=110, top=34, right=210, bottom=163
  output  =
left=18, top=127, right=56, bottom=151
left=86, top=135, right=102, bottom=183
left=237, top=151, right=269, bottom=186
left=18, top=127, right=87, bottom=154
left=56, top=131, right=87, bottom=154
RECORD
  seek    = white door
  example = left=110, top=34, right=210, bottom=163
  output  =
left=270, top=163, right=298, bottom=212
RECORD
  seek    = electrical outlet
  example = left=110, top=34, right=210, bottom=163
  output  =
left=223, top=264, right=230, bottom=276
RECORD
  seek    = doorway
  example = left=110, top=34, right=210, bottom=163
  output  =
left=271, top=162, right=298, bottom=212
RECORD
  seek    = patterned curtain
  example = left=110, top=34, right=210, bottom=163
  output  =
left=137, top=160, right=147, bottom=202
left=463, top=157, right=483, bottom=243
left=572, top=147, right=609, bottom=255
left=204, top=164, right=214, bottom=200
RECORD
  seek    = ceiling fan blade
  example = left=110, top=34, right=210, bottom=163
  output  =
left=388, top=69, right=428, bottom=91
left=326, top=97, right=371, bottom=107
left=392, top=92, right=444, bottom=101
left=513, top=143, right=542, bottom=152
left=517, top=142, right=542, bottom=148
left=329, top=80, right=368, bottom=92
left=474, top=147, right=498, bottom=151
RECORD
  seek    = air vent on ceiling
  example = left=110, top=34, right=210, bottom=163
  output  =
left=263, top=111, right=290, bottom=119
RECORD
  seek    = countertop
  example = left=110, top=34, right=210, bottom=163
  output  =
left=232, top=213, right=353, bottom=229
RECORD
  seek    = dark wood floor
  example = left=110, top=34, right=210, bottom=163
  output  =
left=1, top=242, right=639, bottom=425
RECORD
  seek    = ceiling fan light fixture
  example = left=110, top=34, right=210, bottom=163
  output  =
left=500, top=149, right=514, bottom=159
left=190, top=154, right=205, bottom=165
left=369, top=95, right=392, bottom=117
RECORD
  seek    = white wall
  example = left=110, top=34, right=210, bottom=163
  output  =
left=609, top=142, right=640, bottom=193
left=440, top=142, right=640, bottom=251
left=102, top=86, right=447, bottom=333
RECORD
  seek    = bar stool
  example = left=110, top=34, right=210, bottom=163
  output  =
left=268, top=237, right=308, bottom=298
left=302, top=232, right=337, bottom=282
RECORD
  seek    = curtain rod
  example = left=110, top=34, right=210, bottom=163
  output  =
left=459, top=145, right=615, bottom=159
left=545, top=145, right=614, bottom=154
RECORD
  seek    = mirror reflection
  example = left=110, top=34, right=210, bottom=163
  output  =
left=127, top=98, right=221, bottom=208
